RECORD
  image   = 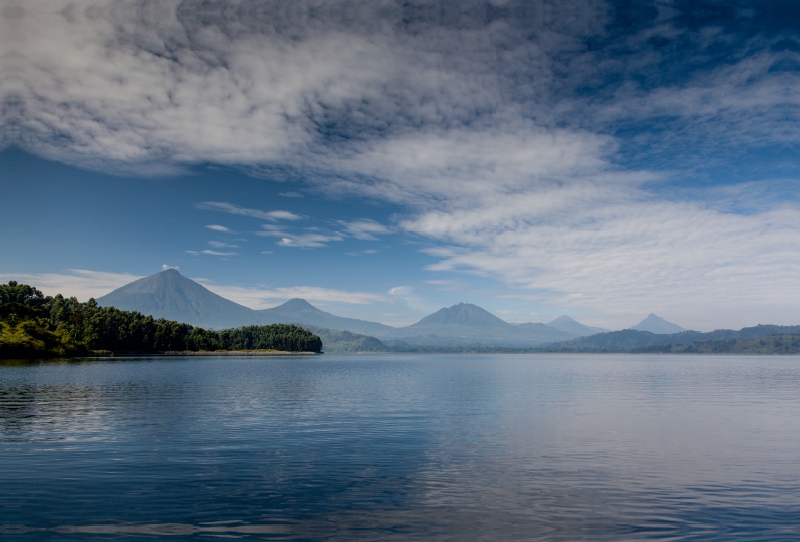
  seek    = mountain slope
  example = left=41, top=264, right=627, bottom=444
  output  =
left=255, top=299, right=397, bottom=336
left=546, top=315, right=608, bottom=337
left=398, top=303, right=564, bottom=345
left=302, top=325, right=389, bottom=352
left=411, top=303, right=511, bottom=328
left=515, top=322, right=576, bottom=342
left=630, top=314, right=687, bottom=334
left=96, top=269, right=254, bottom=328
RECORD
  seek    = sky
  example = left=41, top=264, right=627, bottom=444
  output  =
left=1, top=0, right=799, bottom=331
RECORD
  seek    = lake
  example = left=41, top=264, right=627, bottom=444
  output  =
left=2, top=354, right=800, bottom=540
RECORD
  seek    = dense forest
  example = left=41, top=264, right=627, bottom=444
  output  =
left=0, top=281, right=322, bottom=358
left=634, top=335, right=800, bottom=354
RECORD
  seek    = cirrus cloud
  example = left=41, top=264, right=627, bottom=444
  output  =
left=196, top=201, right=303, bottom=221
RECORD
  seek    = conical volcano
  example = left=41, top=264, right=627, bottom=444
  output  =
left=96, top=268, right=254, bottom=328
left=411, top=302, right=512, bottom=328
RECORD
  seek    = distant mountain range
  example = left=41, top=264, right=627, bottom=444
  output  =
left=97, top=269, right=396, bottom=335
left=97, top=269, right=607, bottom=346
left=95, top=269, right=796, bottom=353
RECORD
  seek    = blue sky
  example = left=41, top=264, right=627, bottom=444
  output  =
left=1, top=0, right=799, bottom=330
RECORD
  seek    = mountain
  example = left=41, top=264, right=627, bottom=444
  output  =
left=545, top=315, right=608, bottom=337
left=398, top=303, right=571, bottom=345
left=302, top=325, right=389, bottom=353
left=515, top=322, right=577, bottom=342
left=411, top=303, right=511, bottom=329
left=630, top=314, right=687, bottom=334
left=100, top=271, right=697, bottom=349
left=255, top=299, right=396, bottom=337
left=97, top=270, right=397, bottom=335
left=96, top=269, right=254, bottom=329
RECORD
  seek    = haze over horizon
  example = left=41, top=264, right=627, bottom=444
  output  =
left=2, top=0, right=799, bottom=331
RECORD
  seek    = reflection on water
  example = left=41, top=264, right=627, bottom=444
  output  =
left=2, top=354, right=800, bottom=540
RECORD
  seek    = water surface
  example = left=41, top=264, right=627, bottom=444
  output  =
left=2, top=354, right=799, bottom=540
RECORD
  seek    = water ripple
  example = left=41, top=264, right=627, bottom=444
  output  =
left=2, top=354, right=800, bottom=540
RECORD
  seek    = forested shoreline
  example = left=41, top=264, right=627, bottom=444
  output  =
left=0, top=281, right=322, bottom=358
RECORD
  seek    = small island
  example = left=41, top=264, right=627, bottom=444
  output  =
left=0, top=281, right=323, bottom=359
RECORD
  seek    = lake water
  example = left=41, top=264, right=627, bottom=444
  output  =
left=2, top=354, right=800, bottom=541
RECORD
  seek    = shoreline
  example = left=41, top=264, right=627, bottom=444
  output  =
left=88, top=349, right=322, bottom=357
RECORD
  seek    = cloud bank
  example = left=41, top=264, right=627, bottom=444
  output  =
left=0, top=270, right=143, bottom=301
left=2, top=0, right=799, bottom=327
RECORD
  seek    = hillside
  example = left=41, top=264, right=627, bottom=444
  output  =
left=546, top=315, right=608, bottom=337
left=545, top=325, right=800, bottom=352
left=303, top=325, right=389, bottom=353
left=399, top=303, right=574, bottom=345
left=256, top=299, right=397, bottom=337
left=513, top=322, right=576, bottom=342
left=637, top=335, right=800, bottom=354
left=1, top=280, right=323, bottom=357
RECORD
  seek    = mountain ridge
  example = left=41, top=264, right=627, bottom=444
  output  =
left=546, top=315, right=609, bottom=337
left=96, top=269, right=607, bottom=346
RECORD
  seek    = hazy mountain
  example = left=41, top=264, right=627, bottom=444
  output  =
left=515, top=322, right=576, bottom=342
left=96, top=271, right=626, bottom=347
left=399, top=303, right=570, bottom=345
left=546, top=315, right=608, bottom=337
left=255, top=299, right=397, bottom=337
left=97, top=270, right=398, bottom=335
left=302, top=325, right=389, bottom=353
left=411, top=303, right=511, bottom=329
left=630, top=314, right=687, bottom=334
left=96, top=269, right=254, bottom=329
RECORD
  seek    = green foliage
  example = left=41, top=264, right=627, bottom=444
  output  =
left=636, top=334, right=800, bottom=354
left=0, top=281, right=322, bottom=358
left=225, top=325, right=323, bottom=353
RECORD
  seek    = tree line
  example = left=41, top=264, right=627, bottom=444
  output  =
left=0, top=281, right=322, bottom=358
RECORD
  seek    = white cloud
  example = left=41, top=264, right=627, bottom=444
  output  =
left=387, top=285, right=431, bottom=312
left=196, top=201, right=303, bottom=221
left=279, top=192, right=304, bottom=198
left=337, top=219, right=393, bottom=240
left=409, top=189, right=800, bottom=330
left=208, top=241, right=239, bottom=249
left=161, top=264, right=179, bottom=271
left=186, top=249, right=238, bottom=256
left=206, top=224, right=234, bottom=232
left=193, top=281, right=391, bottom=309
left=256, top=228, right=344, bottom=248
left=0, top=269, right=143, bottom=301
left=4, top=0, right=799, bottom=329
